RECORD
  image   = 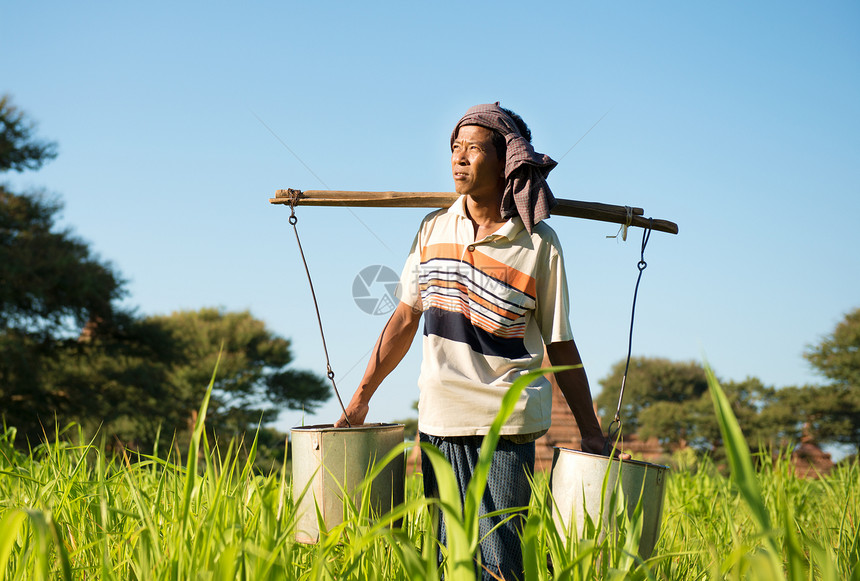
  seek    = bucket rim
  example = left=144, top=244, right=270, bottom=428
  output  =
left=291, top=422, right=405, bottom=433
left=553, top=446, right=670, bottom=471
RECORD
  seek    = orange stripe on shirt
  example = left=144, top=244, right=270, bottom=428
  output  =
left=422, top=294, right=527, bottom=338
left=420, top=243, right=537, bottom=299
left=420, top=280, right=523, bottom=322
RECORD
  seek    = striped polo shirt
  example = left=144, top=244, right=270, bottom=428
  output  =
left=397, top=196, right=573, bottom=437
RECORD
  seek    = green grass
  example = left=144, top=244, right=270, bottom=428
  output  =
left=0, top=368, right=858, bottom=580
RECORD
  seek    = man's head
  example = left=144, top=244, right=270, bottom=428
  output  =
left=450, top=103, right=557, bottom=232
left=451, top=124, right=506, bottom=201
left=450, top=107, right=532, bottom=201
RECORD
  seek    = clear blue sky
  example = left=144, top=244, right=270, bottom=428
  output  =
left=3, top=1, right=858, bottom=434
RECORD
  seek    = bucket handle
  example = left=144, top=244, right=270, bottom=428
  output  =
left=286, top=191, right=351, bottom=426
left=607, top=220, right=652, bottom=453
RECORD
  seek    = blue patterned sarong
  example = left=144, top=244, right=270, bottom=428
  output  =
left=420, top=432, right=535, bottom=581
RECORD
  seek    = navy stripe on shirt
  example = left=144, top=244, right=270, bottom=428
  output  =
left=423, top=307, right=530, bottom=360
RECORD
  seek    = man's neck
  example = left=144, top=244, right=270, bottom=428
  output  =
left=464, top=192, right=506, bottom=240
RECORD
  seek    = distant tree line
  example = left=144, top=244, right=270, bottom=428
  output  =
left=1, top=95, right=330, bottom=463
left=595, top=309, right=860, bottom=460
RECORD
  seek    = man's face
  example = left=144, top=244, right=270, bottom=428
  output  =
left=451, top=125, right=505, bottom=201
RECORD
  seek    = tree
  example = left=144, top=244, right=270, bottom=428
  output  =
left=805, top=308, right=860, bottom=388
left=1, top=94, right=122, bottom=338
left=804, top=308, right=860, bottom=453
left=758, top=384, right=821, bottom=445
left=29, top=308, right=330, bottom=455
left=595, top=357, right=709, bottom=434
left=0, top=94, right=57, bottom=172
left=1, top=95, right=125, bottom=440
left=597, top=357, right=786, bottom=454
left=0, top=190, right=123, bottom=337
left=34, top=312, right=185, bottom=447
left=147, top=308, right=331, bottom=439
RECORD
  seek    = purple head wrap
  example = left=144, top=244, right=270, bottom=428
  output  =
left=451, top=103, right=557, bottom=233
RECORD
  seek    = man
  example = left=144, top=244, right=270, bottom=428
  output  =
left=335, top=103, right=618, bottom=580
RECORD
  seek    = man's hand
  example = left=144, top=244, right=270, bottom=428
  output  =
left=581, top=434, right=631, bottom=460
left=334, top=401, right=369, bottom=428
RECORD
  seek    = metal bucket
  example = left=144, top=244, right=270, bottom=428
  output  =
left=549, top=447, right=669, bottom=559
left=291, top=423, right=405, bottom=544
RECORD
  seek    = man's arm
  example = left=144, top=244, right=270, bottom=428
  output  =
left=545, top=339, right=621, bottom=456
left=334, top=300, right=422, bottom=427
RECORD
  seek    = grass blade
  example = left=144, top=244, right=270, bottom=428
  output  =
left=0, top=509, right=28, bottom=579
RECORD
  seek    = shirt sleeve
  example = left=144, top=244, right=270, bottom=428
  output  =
left=535, top=229, right=573, bottom=345
left=395, top=229, right=422, bottom=309
left=395, top=210, right=441, bottom=310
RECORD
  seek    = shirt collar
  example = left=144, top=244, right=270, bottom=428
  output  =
left=450, top=195, right=525, bottom=241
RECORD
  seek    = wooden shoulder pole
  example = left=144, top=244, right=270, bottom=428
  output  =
left=270, top=189, right=679, bottom=235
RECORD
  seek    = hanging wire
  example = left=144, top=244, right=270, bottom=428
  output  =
left=286, top=190, right=351, bottom=426
left=606, top=218, right=653, bottom=450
